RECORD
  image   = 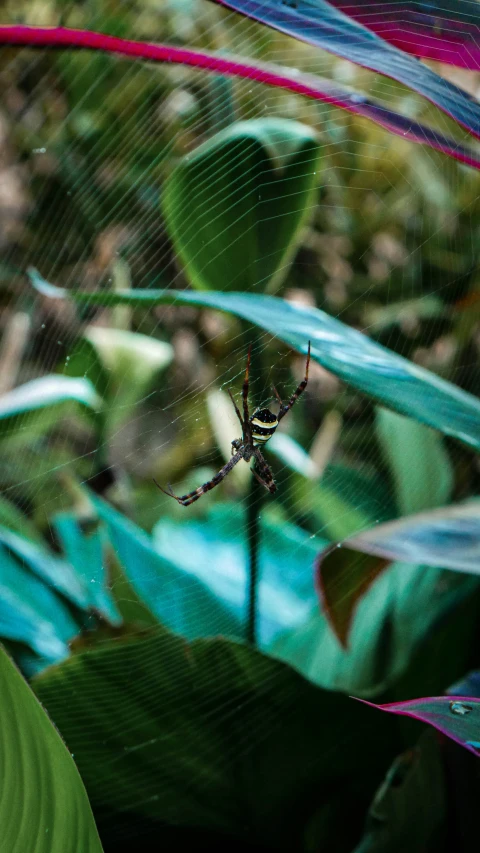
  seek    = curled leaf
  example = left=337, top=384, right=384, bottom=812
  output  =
left=316, top=545, right=389, bottom=648
left=331, top=501, right=480, bottom=575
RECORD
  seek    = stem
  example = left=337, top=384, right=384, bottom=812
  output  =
left=246, top=471, right=263, bottom=645
left=0, top=312, right=30, bottom=395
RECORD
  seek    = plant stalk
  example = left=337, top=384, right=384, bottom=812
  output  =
left=246, top=471, right=263, bottom=645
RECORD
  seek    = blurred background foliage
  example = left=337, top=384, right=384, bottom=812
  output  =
left=1, top=0, right=480, bottom=850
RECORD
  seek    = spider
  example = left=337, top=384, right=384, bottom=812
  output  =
left=154, top=341, right=311, bottom=507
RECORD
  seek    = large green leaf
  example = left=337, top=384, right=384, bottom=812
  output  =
left=0, top=645, right=103, bottom=852
left=375, top=408, right=453, bottom=516
left=30, top=272, right=480, bottom=452
left=162, top=118, right=321, bottom=292
left=33, top=629, right=398, bottom=849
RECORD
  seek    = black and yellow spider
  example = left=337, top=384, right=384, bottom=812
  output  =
left=155, top=341, right=311, bottom=507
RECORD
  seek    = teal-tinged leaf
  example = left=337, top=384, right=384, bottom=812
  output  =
left=162, top=118, right=321, bottom=292
left=0, top=541, right=77, bottom=661
left=0, top=646, right=103, bottom=853
left=29, top=272, right=480, bottom=452
left=93, top=497, right=319, bottom=646
left=0, top=582, right=68, bottom=662
left=93, top=499, right=234, bottom=636
left=357, top=695, right=480, bottom=758
left=375, top=408, right=453, bottom=516
left=0, top=526, right=89, bottom=610
left=330, top=500, right=480, bottom=574
left=33, top=630, right=398, bottom=847
left=53, top=513, right=122, bottom=626
left=153, top=505, right=320, bottom=646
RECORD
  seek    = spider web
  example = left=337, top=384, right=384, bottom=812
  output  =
left=1, top=0, right=480, bottom=846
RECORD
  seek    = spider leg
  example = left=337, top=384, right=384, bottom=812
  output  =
left=253, top=448, right=276, bottom=494
left=252, top=468, right=271, bottom=491
left=242, top=345, right=252, bottom=437
left=153, top=480, right=176, bottom=499
left=228, top=388, right=243, bottom=428
left=154, top=450, right=244, bottom=507
left=272, top=385, right=283, bottom=407
left=277, top=341, right=311, bottom=422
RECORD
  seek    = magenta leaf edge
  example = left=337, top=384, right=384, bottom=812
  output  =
left=0, top=25, right=479, bottom=170
left=352, top=695, right=480, bottom=757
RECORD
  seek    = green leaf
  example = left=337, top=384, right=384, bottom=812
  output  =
left=0, top=521, right=125, bottom=671
left=0, top=494, right=43, bottom=543
left=314, top=464, right=395, bottom=534
left=271, top=439, right=395, bottom=540
left=279, top=556, right=479, bottom=695
left=268, top=431, right=318, bottom=478
left=0, top=526, right=89, bottom=610
left=0, top=374, right=102, bottom=444
left=317, top=547, right=390, bottom=648
left=0, top=540, right=77, bottom=662
left=328, top=500, right=480, bottom=575
left=305, top=480, right=378, bottom=542
left=162, top=118, right=321, bottom=291
left=33, top=630, right=398, bottom=847
left=93, top=496, right=320, bottom=645
left=316, top=412, right=455, bottom=646
left=65, top=327, right=173, bottom=429
left=362, top=296, right=445, bottom=335
left=29, top=273, right=480, bottom=453
left=73, top=496, right=475, bottom=697
left=0, top=645, right=103, bottom=852
left=352, top=731, right=446, bottom=853
left=53, top=513, right=122, bottom=626
left=375, top=408, right=453, bottom=516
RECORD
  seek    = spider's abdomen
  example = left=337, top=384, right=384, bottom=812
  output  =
left=250, top=408, right=278, bottom=445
